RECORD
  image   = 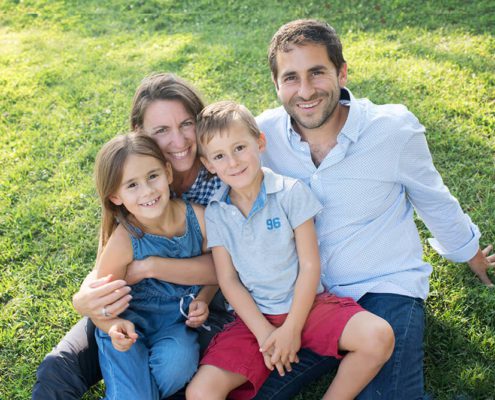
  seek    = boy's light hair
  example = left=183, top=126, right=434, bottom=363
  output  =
left=196, top=101, right=261, bottom=156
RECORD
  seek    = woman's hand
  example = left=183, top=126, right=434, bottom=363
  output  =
left=125, top=258, right=153, bottom=285
left=72, top=272, right=132, bottom=321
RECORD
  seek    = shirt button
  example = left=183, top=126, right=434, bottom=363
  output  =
left=312, top=174, right=318, bottom=180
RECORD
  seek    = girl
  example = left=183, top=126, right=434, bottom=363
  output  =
left=92, top=133, right=217, bottom=400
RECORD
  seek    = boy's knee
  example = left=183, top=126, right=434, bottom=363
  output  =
left=185, top=381, right=206, bottom=400
left=364, top=319, right=395, bottom=363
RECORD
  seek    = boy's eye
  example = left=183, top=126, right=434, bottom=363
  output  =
left=234, top=145, right=245, bottom=152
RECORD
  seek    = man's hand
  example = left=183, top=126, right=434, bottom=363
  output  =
left=73, top=274, right=132, bottom=321
left=186, top=300, right=209, bottom=328
left=468, top=245, right=495, bottom=287
left=108, top=319, right=138, bottom=352
left=259, top=323, right=301, bottom=376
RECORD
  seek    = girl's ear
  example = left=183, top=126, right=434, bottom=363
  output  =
left=109, top=194, right=123, bottom=206
left=258, top=132, right=267, bottom=153
left=200, top=156, right=216, bottom=175
left=164, top=162, right=173, bottom=185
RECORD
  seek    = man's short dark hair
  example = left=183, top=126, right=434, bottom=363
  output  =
left=269, top=19, right=345, bottom=80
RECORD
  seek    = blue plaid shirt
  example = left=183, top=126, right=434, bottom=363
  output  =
left=172, top=166, right=221, bottom=207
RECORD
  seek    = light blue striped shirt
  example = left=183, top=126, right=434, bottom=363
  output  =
left=257, top=88, right=480, bottom=301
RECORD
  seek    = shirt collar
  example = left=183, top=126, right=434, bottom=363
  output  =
left=209, top=167, right=284, bottom=206
left=286, top=87, right=362, bottom=144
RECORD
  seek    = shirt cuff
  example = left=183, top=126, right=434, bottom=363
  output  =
left=427, top=224, right=481, bottom=263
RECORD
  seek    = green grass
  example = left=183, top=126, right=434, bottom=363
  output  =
left=1, top=1, right=494, bottom=399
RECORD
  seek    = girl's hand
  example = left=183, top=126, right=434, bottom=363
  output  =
left=73, top=273, right=132, bottom=321
left=108, top=319, right=138, bottom=352
left=186, top=300, right=209, bottom=328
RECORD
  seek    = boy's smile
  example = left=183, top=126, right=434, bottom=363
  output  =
left=201, top=122, right=266, bottom=194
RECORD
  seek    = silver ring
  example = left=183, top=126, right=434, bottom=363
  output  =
left=101, top=306, right=111, bottom=318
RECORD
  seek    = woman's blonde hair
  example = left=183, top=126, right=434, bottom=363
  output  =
left=94, top=133, right=168, bottom=247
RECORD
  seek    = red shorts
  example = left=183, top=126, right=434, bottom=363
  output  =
left=200, top=292, right=364, bottom=400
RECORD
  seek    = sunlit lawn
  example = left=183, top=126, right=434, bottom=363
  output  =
left=1, top=1, right=494, bottom=399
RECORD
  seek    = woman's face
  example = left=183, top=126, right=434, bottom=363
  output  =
left=142, top=99, right=198, bottom=173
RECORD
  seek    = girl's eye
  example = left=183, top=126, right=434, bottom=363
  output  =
left=127, top=182, right=137, bottom=189
left=213, top=154, right=223, bottom=161
left=235, top=145, right=245, bottom=152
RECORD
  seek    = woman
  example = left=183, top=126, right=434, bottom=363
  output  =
left=33, top=73, right=336, bottom=400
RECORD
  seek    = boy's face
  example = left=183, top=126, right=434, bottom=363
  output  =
left=201, top=122, right=266, bottom=191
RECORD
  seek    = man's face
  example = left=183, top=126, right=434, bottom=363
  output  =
left=273, top=43, right=347, bottom=131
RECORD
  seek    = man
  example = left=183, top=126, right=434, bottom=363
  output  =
left=257, top=19, right=494, bottom=398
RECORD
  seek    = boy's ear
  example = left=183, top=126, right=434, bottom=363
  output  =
left=200, top=156, right=216, bottom=175
left=258, top=132, right=267, bottom=153
left=109, top=194, right=123, bottom=206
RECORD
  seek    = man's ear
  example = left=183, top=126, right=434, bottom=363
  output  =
left=109, top=194, right=123, bottom=206
left=338, top=63, right=348, bottom=87
left=258, top=132, right=267, bottom=153
left=200, top=156, right=216, bottom=175
left=272, top=73, right=279, bottom=91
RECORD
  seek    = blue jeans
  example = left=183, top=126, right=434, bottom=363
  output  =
left=256, top=292, right=425, bottom=400
left=95, top=292, right=199, bottom=400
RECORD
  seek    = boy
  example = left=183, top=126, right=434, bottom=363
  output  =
left=186, top=101, right=394, bottom=400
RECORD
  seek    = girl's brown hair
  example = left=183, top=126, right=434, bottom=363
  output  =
left=94, top=133, right=168, bottom=247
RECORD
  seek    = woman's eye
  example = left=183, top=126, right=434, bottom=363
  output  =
left=153, top=128, right=167, bottom=135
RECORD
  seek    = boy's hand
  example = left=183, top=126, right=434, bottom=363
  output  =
left=108, top=320, right=138, bottom=352
left=186, top=299, right=209, bottom=328
left=260, top=323, right=301, bottom=376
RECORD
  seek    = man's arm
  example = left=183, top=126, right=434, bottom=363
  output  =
left=398, top=123, right=494, bottom=285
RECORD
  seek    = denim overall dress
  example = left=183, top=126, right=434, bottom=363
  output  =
left=95, top=200, right=203, bottom=400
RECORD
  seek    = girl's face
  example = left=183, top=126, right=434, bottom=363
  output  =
left=142, top=100, right=198, bottom=173
left=109, top=154, right=173, bottom=223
